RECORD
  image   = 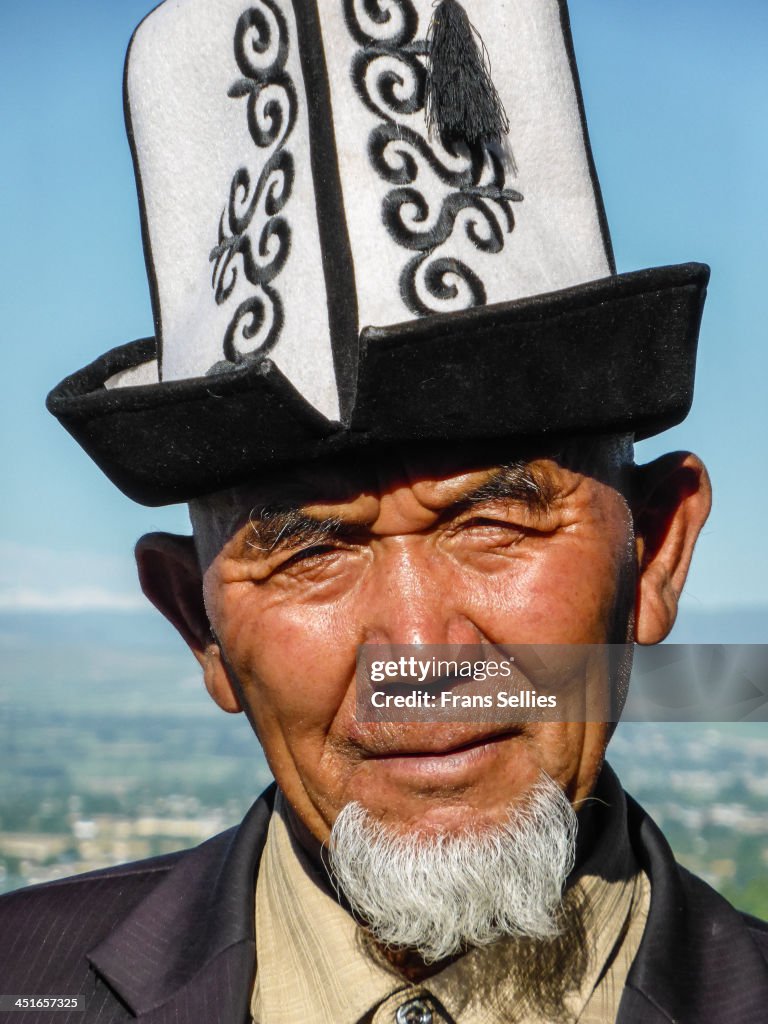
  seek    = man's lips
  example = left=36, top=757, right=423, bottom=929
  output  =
left=356, top=727, right=522, bottom=760
left=341, top=726, right=525, bottom=785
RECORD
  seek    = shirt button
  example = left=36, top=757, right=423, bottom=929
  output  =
left=395, top=997, right=433, bottom=1024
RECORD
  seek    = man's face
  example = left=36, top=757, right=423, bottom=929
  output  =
left=193, top=442, right=637, bottom=845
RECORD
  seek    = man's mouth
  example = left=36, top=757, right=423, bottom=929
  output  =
left=363, top=728, right=521, bottom=759
left=351, top=727, right=525, bottom=782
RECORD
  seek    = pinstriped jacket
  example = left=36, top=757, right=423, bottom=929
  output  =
left=1, top=779, right=767, bottom=1024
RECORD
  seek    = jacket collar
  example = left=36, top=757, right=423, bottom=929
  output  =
left=87, top=785, right=276, bottom=1021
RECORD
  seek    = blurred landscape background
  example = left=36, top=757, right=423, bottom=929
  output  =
left=1, top=605, right=766, bottom=917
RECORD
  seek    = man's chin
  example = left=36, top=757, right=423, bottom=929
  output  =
left=344, top=801, right=516, bottom=840
left=327, top=772, right=578, bottom=963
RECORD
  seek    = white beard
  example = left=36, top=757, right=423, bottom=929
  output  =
left=326, top=772, right=578, bottom=963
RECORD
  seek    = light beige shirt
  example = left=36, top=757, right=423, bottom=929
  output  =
left=251, top=789, right=650, bottom=1024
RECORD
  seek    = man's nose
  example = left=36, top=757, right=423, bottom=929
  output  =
left=360, top=540, right=480, bottom=647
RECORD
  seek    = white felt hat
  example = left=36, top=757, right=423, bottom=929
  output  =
left=48, top=0, right=708, bottom=505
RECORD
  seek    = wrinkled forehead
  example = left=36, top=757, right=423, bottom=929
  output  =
left=234, top=439, right=548, bottom=503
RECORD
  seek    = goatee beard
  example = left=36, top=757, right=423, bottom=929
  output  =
left=326, top=772, right=578, bottom=963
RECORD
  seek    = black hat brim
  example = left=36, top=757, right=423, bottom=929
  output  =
left=47, top=262, right=708, bottom=506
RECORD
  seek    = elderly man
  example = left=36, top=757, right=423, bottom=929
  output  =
left=1, top=0, right=766, bottom=1021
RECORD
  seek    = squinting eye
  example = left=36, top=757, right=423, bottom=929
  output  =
left=458, top=514, right=555, bottom=541
left=277, top=544, right=344, bottom=570
left=462, top=516, right=525, bottom=531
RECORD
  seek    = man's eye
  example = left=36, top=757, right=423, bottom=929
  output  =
left=458, top=514, right=554, bottom=539
left=277, top=544, right=343, bottom=570
left=462, top=516, right=525, bottom=532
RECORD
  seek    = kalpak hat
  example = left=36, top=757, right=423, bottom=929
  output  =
left=47, top=0, right=709, bottom=506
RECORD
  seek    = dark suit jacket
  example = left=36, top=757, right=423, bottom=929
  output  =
left=1, top=781, right=767, bottom=1024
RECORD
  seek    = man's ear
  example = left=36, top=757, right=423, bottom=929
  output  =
left=134, top=532, right=242, bottom=714
left=631, top=452, right=712, bottom=645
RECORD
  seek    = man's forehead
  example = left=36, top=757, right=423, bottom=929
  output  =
left=222, top=435, right=628, bottom=503
left=220, top=441, right=560, bottom=517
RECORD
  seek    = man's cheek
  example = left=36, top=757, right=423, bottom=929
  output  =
left=470, top=555, right=620, bottom=643
left=463, top=558, right=565, bottom=623
left=232, top=625, right=355, bottom=720
left=220, top=580, right=347, bottom=647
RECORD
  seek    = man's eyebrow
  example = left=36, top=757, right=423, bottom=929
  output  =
left=240, top=464, right=556, bottom=556
left=243, top=507, right=361, bottom=556
left=455, top=462, right=557, bottom=514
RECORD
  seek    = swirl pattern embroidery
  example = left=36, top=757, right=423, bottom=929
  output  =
left=209, top=1, right=296, bottom=365
left=342, top=0, right=522, bottom=316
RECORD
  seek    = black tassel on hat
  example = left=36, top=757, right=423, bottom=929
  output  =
left=425, top=0, right=510, bottom=146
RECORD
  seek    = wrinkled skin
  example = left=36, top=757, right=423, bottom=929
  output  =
left=136, top=441, right=710, bottom=847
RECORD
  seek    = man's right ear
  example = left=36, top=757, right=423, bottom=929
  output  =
left=134, top=532, right=242, bottom=713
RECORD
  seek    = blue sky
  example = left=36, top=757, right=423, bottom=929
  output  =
left=0, top=0, right=766, bottom=612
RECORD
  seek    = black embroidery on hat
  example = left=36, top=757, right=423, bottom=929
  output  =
left=209, top=2, right=296, bottom=367
left=342, top=0, right=522, bottom=317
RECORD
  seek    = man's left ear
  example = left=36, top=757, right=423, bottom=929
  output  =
left=134, top=532, right=242, bottom=713
left=631, top=452, right=712, bottom=644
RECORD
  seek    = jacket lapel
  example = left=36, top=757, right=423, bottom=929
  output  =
left=87, top=786, right=276, bottom=1023
left=619, top=791, right=768, bottom=1024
